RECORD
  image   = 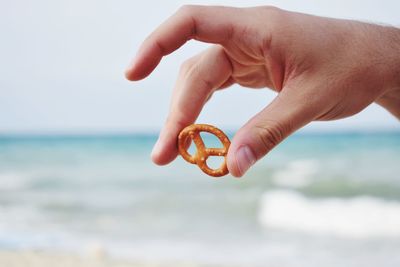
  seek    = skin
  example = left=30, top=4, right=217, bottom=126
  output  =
left=125, top=5, right=400, bottom=177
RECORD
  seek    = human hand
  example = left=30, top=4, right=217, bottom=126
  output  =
left=125, top=5, right=400, bottom=177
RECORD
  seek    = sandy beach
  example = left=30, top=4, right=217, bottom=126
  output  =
left=0, top=250, right=212, bottom=267
left=0, top=250, right=142, bottom=267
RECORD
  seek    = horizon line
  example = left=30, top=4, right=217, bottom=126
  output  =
left=0, top=128, right=399, bottom=138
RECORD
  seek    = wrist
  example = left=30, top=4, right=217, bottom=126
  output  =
left=388, top=27, right=400, bottom=93
left=374, top=25, right=400, bottom=118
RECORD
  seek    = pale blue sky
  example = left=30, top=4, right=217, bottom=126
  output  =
left=0, top=0, right=399, bottom=134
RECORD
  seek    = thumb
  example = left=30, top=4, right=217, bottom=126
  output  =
left=227, top=90, right=317, bottom=177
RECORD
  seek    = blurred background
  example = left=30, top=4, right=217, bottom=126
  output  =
left=0, top=0, right=399, bottom=267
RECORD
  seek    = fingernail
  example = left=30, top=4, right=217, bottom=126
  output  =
left=151, top=138, right=162, bottom=158
left=235, top=146, right=256, bottom=176
left=126, top=59, right=136, bottom=71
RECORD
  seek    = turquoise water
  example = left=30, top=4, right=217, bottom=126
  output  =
left=0, top=132, right=399, bottom=266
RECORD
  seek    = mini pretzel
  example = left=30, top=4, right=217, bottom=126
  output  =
left=178, top=124, right=230, bottom=177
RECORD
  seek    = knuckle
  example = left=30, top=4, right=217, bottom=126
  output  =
left=259, top=5, right=282, bottom=14
left=182, top=63, right=214, bottom=92
left=257, top=5, right=284, bottom=20
left=253, top=121, right=287, bottom=152
left=181, top=62, right=200, bottom=83
left=180, top=60, right=212, bottom=92
left=257, top=6, right=287, bottom=32
left=179, top=58, right=195, bottom=73
left=199, top=76, right=215, bottom=92
left=166, top=111, right=188, bottom=130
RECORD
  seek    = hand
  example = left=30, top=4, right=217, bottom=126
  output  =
left=125, top=5, right=400, bottom=177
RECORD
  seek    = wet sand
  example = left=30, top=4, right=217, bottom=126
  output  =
left=0, top=250, right=212, bottom=267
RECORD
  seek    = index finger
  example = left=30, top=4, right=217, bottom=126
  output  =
left=125, top=5, right=241, bottom=81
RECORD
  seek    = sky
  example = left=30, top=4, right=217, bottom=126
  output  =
left=0, top=0, right=399, bottom=134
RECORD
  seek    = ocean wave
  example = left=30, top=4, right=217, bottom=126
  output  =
left=271, top=159, right=318, bottom=188
left=258, top=190, right=400, bottom=238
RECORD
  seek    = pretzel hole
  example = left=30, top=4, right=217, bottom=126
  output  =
left=206, top=155, right=225, bottom=170
left=185, top=137, right=197, bottom=156
left=200, top=132, right=224, bottom=148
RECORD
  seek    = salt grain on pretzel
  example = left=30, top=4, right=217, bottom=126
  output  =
left=178, top=124, right=230, bottom=177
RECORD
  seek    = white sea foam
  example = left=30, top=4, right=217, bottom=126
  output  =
left=271, top=159, right=318, bottom=188
left=258, top=190, right=400, bottom=238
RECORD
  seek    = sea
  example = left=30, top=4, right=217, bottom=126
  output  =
left=0, top=132, right=399, bottom=267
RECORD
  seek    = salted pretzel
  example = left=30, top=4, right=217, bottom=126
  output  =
left=178, top=124, right=230, bottom=177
